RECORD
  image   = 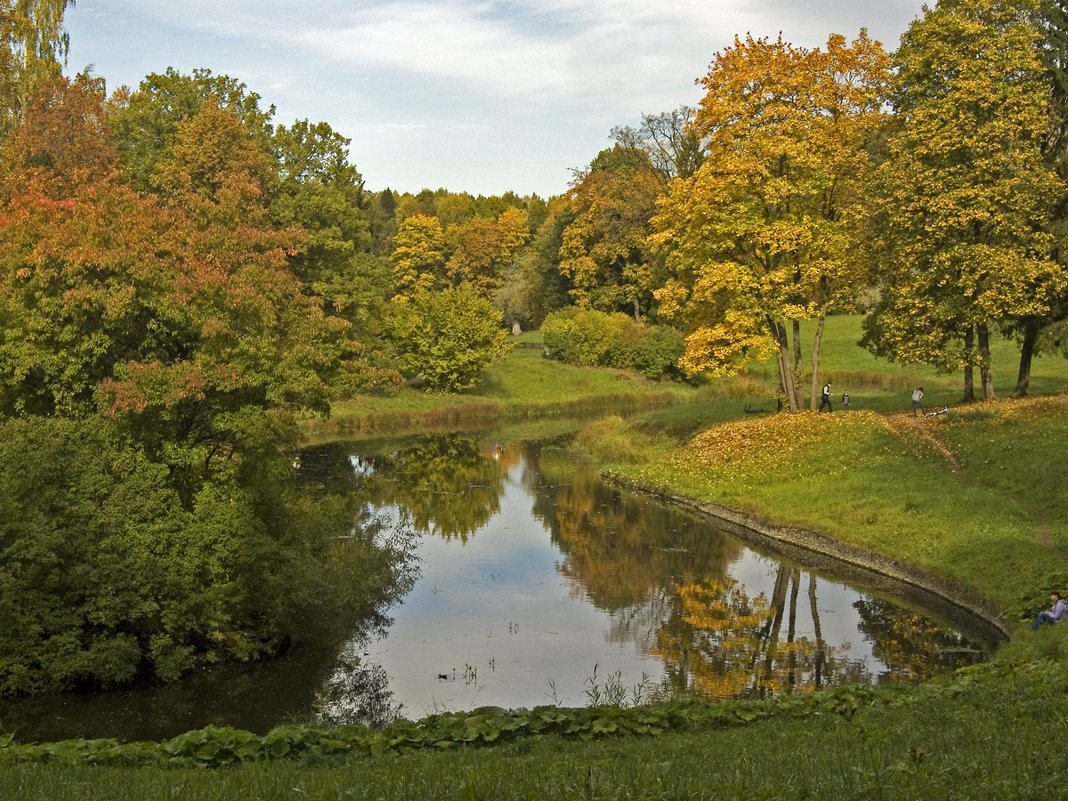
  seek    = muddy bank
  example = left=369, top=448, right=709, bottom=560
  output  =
left=612, top=477, right=1011, bottom=645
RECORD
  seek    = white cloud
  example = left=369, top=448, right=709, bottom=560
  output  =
left=66, top=0, right=928, bottom=196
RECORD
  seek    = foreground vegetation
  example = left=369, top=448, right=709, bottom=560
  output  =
left=3, top=659, right=1066, bottom=799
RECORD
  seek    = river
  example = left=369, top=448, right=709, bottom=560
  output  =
left=0, top=432, right=996, bottom=743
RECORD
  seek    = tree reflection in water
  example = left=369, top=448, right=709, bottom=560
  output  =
left=303, top=434, right=989, bottom=714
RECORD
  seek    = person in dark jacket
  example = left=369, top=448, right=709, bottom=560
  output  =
left=819, top=382, right=832, bottom=413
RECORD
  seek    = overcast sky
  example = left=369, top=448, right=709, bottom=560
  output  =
left=64, top=1, right=927, bottom=198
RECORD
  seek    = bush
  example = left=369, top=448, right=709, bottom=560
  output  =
left=540, top=308, right=684, bottom=379
left=385, top=285, right=512, bottom=392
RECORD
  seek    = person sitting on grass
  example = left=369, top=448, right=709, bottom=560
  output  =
left=1031, top=591, right=1068, bottom=631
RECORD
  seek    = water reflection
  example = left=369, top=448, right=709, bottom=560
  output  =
left=0, top=432, right=995, bottom=742
left=314, top=435, right=991, bottom=718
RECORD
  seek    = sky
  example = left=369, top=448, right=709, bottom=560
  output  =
left=64, top=1, right=927, bottom=199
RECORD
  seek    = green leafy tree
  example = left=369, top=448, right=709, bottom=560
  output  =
left=0, top=414, right=405, bottom=693
left=269, top=119, right=371, bottom=289
left=366, top=187, right=398, bottom=255
left=109, top=67, right=274, bottom=192
left=385, top=284, right=510, bottom=392
left=863, top=0, right=1064, bottom=400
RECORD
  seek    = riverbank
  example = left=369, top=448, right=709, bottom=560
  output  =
left=585, top=397, right=1068, bottom=658
left=4, top=658, right=1067, bottom=799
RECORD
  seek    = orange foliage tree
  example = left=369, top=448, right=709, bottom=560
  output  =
left=0, top=77, right=372, bottom=501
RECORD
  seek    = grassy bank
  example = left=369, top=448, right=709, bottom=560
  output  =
left=3, top=660, right=1067, bottom=799
left=303, top=335, right=775, bottom=440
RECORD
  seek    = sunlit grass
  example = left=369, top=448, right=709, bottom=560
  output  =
left=599, top=395, right=1068, bottom=623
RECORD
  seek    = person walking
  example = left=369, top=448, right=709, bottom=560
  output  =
left=841, top=388, right=850, bottom=409
left=1031, top=592, right=1068, bottom=630
left=819, top=381, right=832, bottom=413
left=912, top=387, right=925, bottom=417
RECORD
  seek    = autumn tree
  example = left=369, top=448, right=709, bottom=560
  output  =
left=1016, top=0, right=1068, bottom=395
left=389, top=213, right=447, bottom=298
left=445, top=206, right=529, bottom=295
left=0, top=77, right=376, bottom=500
left=496, top=199, right=574, bottom=332
left=560, top=145, right=665, bottom=321
left=652, top=32, right=890, bottom=411
left=0, top=0, right=73, bottom=135
left=862, top=0, right=1064, bottom=401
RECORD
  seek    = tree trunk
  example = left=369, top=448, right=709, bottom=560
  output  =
left=978, top=321, right=995, bottom=400
left=963, top=325, right=975, bottom=402
left=808, top=315, right=826, bottom=411
left=770, top=317, right=800, bottom=412
left=1012, top=317, right=1038, bottom=398
left=792, top=318, right=802, bottom=382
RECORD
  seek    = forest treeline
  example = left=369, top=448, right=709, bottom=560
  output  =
left=1, top=0, right=1067, bottom=694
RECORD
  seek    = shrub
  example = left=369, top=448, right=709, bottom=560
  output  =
left=626, top=324, right=685, bottom=379
left=540, top=308, right=684, bottom=379
left=385, top=285, right=512, bottom=392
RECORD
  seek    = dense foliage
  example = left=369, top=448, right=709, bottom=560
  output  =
left=541, top=308, right=685, bottom=380
left=0, top=416, right=400, bottom=692
left=384, top=285, right=511, bottom=392
left=3, top=0, right=1068, bottom=701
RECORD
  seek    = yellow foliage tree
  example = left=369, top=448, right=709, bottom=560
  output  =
left=861, top=0, right=1065, bottom=401
left=389, top=213, right=446, bottom=299
left=560, top=146, right=665, bottom=321
left=445, top=206, right=529, bottom=296
left=651, top=32, right=889, bottom=411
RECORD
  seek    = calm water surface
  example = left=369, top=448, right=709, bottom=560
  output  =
left=0, top=433, right=996, bottom=742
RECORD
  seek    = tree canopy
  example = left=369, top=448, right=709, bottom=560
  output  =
left=862, top=0, right=1065, bottom=400
left=652, top=32, right=890, bottom=410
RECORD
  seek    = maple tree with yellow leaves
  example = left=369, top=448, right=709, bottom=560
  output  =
left=651, top=32, right=890, bottom=411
